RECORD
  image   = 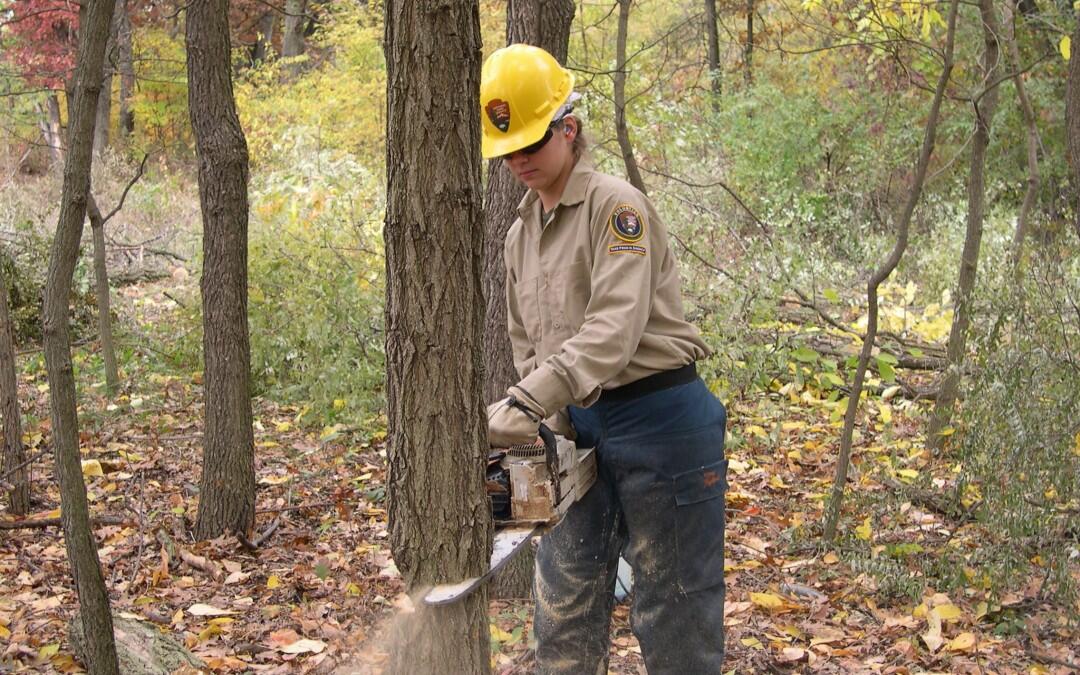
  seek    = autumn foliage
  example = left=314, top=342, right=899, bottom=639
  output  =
left=4, top=0, right=79, bottom=88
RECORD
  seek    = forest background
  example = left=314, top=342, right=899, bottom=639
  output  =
left=0, top=0, right=1078, bottom=672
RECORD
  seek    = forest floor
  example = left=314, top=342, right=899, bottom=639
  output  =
left=1, top=278, right=1078, bottom=674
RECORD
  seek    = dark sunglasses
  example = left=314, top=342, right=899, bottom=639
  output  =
left=501, top=116, right=569, bottom=160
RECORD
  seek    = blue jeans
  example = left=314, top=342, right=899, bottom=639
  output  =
left=533, top=378, right=728, bottom=674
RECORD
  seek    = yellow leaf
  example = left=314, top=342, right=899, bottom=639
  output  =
left=275, top=421, right=292, bottom=432
left=744, top=424, right=767, bottom=438
left=490, top=624, right=513, bottom=642
left=1062, top=36, right=1072, bottom=61
left=932, top=604, right=963, bottom=622
left=0, top=624, right=9, bottom=640
left=750, top=592, right=785, bottom=610
left=946, top=631, right=977, bottom=652
left=938, top=427, right=956, bottom=437
left=208, top=617, right=234, bottom=627
left=878, top=403, right=892, bottom=424
left=897, top=468, right=919, bottom=481
left=913, top=602, right=928, bottom=618
left=740, top=637, right=764, bottom=649
left=267, top=575, right=281, bottom=589
left=81, top=459, right=104, bottom=477
left=333, top=398, right=347, bottom=410
left=823, top=551, right=839, bottom=565
left=855, top=516, right=872, bottom=541
left=769, top=475, right=789, bottom=489
left=39, top=644, right=60, bottom=659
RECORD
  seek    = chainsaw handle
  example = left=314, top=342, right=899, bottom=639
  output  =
left=538, top=424, right=561, bottom=506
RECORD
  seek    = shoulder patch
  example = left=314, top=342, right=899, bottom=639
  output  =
left=608, top=244, right=647, bottom=256
left=608, top=204, right=646, bottom=243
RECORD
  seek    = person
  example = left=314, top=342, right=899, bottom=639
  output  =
left=481, top=44, right=729, bottom=675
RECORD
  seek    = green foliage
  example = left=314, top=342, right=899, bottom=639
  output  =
left=129, top=28, right=191, bottom=154
left=950, top=255, right=1080, bottom=609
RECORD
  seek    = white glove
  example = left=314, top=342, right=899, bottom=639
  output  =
left=544, top=408, right=576, bottom=440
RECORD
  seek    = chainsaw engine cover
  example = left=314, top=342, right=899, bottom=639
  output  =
left=489, top=436, right=596, bottom=525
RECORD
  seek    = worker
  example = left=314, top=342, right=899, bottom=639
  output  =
left=481, top=44, right=729, bottom=674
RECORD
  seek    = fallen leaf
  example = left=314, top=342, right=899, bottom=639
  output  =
left=281, top=638, right=327, bottom=655
left=946, top=632, right=977, bottom=653
left=187, top=603, right=235, bottom=617
left=777, top=647, right=806, bottom=663
left=81, top=459, right=104, bottom=477
left=750, top=592, right=785, bottom=610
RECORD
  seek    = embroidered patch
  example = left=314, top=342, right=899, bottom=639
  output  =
left=485, top=99, right=511, bottom=132
left=608, top=244, right=647, bottom=256
left=609, top=204, right=645, bottom=243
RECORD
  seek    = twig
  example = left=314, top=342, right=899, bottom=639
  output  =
left=0, top=448, right=47, bottom=483
left=0, top=514, right=130, bottom=530
left=255, top=500, right=336, bottom=514
left=238, top=515, right=282, bottom=551
left=1025, top=645, right=1080, bottom=671
left=100, top=153, right=149, bottom=226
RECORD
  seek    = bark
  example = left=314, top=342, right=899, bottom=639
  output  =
left=823, top=0, right=960, bottom=541
left=704, top=0, right=721, bottom=106
left=384, top=1, right=491, bottom=673
left=70, top=615, right=205, bottom=675
left=186, top=0, right=257, bottom=540
left=1066, top=16, right=1080, bottom=243
left=42, top=94, right=65, bottom=166
left=927, top=0, right=1002, bottom=451
left=117, top=0, right=134, bottom=137
left=252, top=12, right=276, bottom=64
left=41, top=0, right=120, bottom=671
left=484, top=0, right=574, bottom=600
left=744, top=0, right=754, bottom=87
left=1004, top=0, right=1040, bottom=275
left=282, top=0, right=307, bottom=77
left=614, top=0, right=648, bottom=195
left=94, top=1, right=122, bottom=156
left=87, top=196, right=120, bottom=394
left=1, top=260, right=29, bottom=515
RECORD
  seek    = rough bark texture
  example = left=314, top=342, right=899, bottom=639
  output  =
left=117, top=0, right=135, bottom=137
left=94, top=1, right=122, bottom=156
left=928, top=0, right=1001, bottom=450
left=43, top=94, right=65, bottom=166
left=70, top=615, right=205, bottom=675
left=1, top=261, right=29, bottom=515
left=704, top=0, right=721, bottom=105
left=744, top=0, right=754, bottom=87
left=614, top=0, right=647, bottom=195
left=1004, top=0, right=1039, bottom=274
left=187, top=0, right=257, bottom=540
left=87, top=196, right=120, bottom=394
left=484, top=0, right=575, bottom=600
left=282, top=0, right=307, bottom=77
left=41, top=0, right=120, bottom=671
left=384, top=1, right=491, bottom=673
left=252, top=12, right=276, bottom=64
left=823, top=0, right=960, bottom=541
left=1067, top=17, right=1080, bottom=243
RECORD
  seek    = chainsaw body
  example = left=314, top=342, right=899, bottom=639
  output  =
left=488, top=426, right=597, bottom=527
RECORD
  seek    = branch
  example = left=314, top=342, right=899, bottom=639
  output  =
left=101, top=153, right=149, bottom=226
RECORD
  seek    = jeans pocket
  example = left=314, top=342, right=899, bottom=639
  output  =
left=673, top=458, right=728, bottom=593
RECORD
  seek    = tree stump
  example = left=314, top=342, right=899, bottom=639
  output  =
left=69, top=615, right=205, bottom=675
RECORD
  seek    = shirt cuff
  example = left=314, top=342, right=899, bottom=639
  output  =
left=516, top=364, right=601, bottom=413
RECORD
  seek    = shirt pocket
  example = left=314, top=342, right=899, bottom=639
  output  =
left=513, top=275, right=543, bottom=344
left=551, top=259, right=591, bottom=338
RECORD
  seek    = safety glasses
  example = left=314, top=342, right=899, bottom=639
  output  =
left=500, top=105, right=574, bottom=160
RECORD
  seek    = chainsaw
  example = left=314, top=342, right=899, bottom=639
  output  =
left=423, top=425, right=597, bottom=606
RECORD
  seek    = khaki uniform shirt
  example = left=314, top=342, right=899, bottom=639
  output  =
left=505, top=160, right=710, bottom=414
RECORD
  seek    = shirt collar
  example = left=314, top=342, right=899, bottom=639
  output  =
left=516, top=159, right=595, bottom=227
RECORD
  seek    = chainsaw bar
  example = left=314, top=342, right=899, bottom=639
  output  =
left=422, top=525, right=540, bottom=606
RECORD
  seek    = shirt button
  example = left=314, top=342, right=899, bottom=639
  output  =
left=553, top=322, right=561, bottom=329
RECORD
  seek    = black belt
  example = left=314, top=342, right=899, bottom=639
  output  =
left=598, top=363, right=697, bottom=404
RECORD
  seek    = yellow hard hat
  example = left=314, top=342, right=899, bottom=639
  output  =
left=480, top=44, right=575, bottom=159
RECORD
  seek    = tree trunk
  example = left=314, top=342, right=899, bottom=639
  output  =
left=1066, top=16, right=1080, bottom=243
left=94, top=4, right=120, bottom=157
left=41, top=0, right=120, bottom=671
left=117, top=0, right=135, bottom=137
left=42, top=94, right=65, bottom=166
left=384, top=1, right=491, bottom=673
left=927, top=0, right=1001, bottom=451
left=823, top=0, right=960, bottom=541
left=87, top=196, right=120, bottom=394
left=0, top=259, right=29, bottom=516
left=614, top=0, right=647, bottom=195
left=252, top=12, right=276, bottom=65
left=282, top=0, right=307, bottom=77
left=484, top=0, right=575, bottom=599
left=1004, top=0, right=1040, bottom=275
left=744, top=0, right=753, bottom=87
left=186, top=0, right=257, bottom=541
left=704, top=0, right=721, bottom=107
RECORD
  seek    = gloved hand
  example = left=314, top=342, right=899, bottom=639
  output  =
left=544, top=408, right=576, bottom=440
left=487, top=385, right=547, bottom=447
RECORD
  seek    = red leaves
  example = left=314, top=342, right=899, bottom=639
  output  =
left=4, top=0, right=79, bottom=89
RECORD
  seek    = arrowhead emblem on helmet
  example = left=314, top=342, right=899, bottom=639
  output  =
left=486, top=99, right=511, bottom=133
